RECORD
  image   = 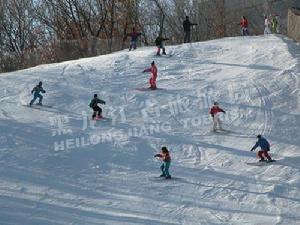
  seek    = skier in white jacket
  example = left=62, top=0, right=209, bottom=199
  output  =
left=264, top=15, right=271, bottom=35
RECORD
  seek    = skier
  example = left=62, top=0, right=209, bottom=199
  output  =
left=275, top=15, right=280, bottom=33
left=126, top=28, right=142, bottom=51
left=155, top=35, right=169, bottom=56
left=264, top=15, right=271, bottom=35
left=271, top=15, right=278, bottom=34
left=29, top=81, right=46, bottom=106
left=143, top=61, right=158, bottom=90
left=240, top=16, right=249, bottom=36
left=89, top=94, right=106, bottom=120
left=209, top=102, right=226, bottom=131
left=154, top=146, right=171, bottom=179
left=183, top=16, right=197, bottom=43
left=250, top=135, right=273, bottom=162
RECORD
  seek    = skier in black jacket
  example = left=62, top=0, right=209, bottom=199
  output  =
left=183, top=16, right=197, bottom=43
left=89, top=94, right=106, bottom=120
left=29, top=81, right=46, bottom=106
left=155, top=35, right=169, bottom=56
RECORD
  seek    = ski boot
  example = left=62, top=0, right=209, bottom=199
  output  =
left=150, top=85, right=157, bottom=90
left=96, top=115, right=103, bottom=120
left=165, top=175, right=171, bottom=179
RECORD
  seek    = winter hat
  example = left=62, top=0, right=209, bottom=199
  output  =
left=161, top=146, right=168, bottom=153
left=257, top=134, right=262, bottom=139
left=94, top=94, right=98, bottom=98
left=214, top=101, right=219, bottom=105
left=38, top=81, right=42, bottom=86
left=151, top=61, right=155, bottom=66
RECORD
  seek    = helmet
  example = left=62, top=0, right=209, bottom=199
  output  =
left=94, top=94, right=98, bottom=98
left=257, top=134, right=262, bottom=139
left=38, top=81, right=42, bottom=86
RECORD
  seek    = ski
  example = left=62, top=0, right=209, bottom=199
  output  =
left=246, top=160, right=276, bottom=166
left=22, top=104, right=55, bottom=112
left=134, top=87, right=165, bottom=91
left=91, top=117, right=112, bottom=121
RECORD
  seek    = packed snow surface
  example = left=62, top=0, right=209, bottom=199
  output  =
left=0, top=35, right=300, bottom=225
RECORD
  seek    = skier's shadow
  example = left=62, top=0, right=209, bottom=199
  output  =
left=176, top=176, right=300, bottom=204
left=272, top=156, right=300, bottom=170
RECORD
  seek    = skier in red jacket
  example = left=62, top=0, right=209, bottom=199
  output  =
left=143, top=61, right=158, bottom=90
left=240, top=16, right=249, bottom=36
left=209, top=102, right=226, bottom=131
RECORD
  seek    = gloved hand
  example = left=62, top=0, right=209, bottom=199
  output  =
left=42, top=90, right=46, bottom=93
left=250, top=148, right=254, bottom=152
left=154, top=154, right=161, bottom=158
left=31, top=90, right=34, bottom=94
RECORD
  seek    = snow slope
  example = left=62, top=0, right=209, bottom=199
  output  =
left=0, top=35, right=300, bottom=225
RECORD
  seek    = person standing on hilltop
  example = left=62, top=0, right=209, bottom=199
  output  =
left=127, top=27, right=142, bottom=51
left=240, top=16, right=249, bottom=36
left=183, top=16, right=197, bottom=43
left=264, top=15, right=271, bottom=34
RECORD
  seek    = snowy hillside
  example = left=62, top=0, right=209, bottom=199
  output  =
left=0, top=35, right=300, bottom=225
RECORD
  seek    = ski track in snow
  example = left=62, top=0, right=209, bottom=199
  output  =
left=0, top=35, right=300, bottom=225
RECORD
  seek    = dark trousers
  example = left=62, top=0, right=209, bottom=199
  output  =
left=184, top=31, right=191, bottom=43
left=92, top=106, right=102, bottom=118
left=129, top=41, right=137, bottom=51
left=241, top=28, right=249, bottom=36
left=30, top=94, right=43, bottom=105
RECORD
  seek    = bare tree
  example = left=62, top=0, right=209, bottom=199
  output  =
left=0, top=0, right=39, bottom=70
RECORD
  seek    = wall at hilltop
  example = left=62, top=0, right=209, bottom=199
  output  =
left=288, top=7, right=300, bottom=43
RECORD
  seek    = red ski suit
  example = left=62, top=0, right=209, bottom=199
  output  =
left=210, top=106, right=225, bottom=117
left=240, top=19, right=248, bottom=28
left=143, top=65, right=157, bottom=89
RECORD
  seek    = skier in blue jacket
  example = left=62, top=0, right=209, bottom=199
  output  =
left=251, top=135, right=273, bottom=162
left=29, top=81, right=46, bottom=106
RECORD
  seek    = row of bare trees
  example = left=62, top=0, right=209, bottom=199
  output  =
left=0, top=0, right=144, bottom=72
left=0, top=0, right=204, bottom=73
left=1, top=0, right=296, bottom=73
